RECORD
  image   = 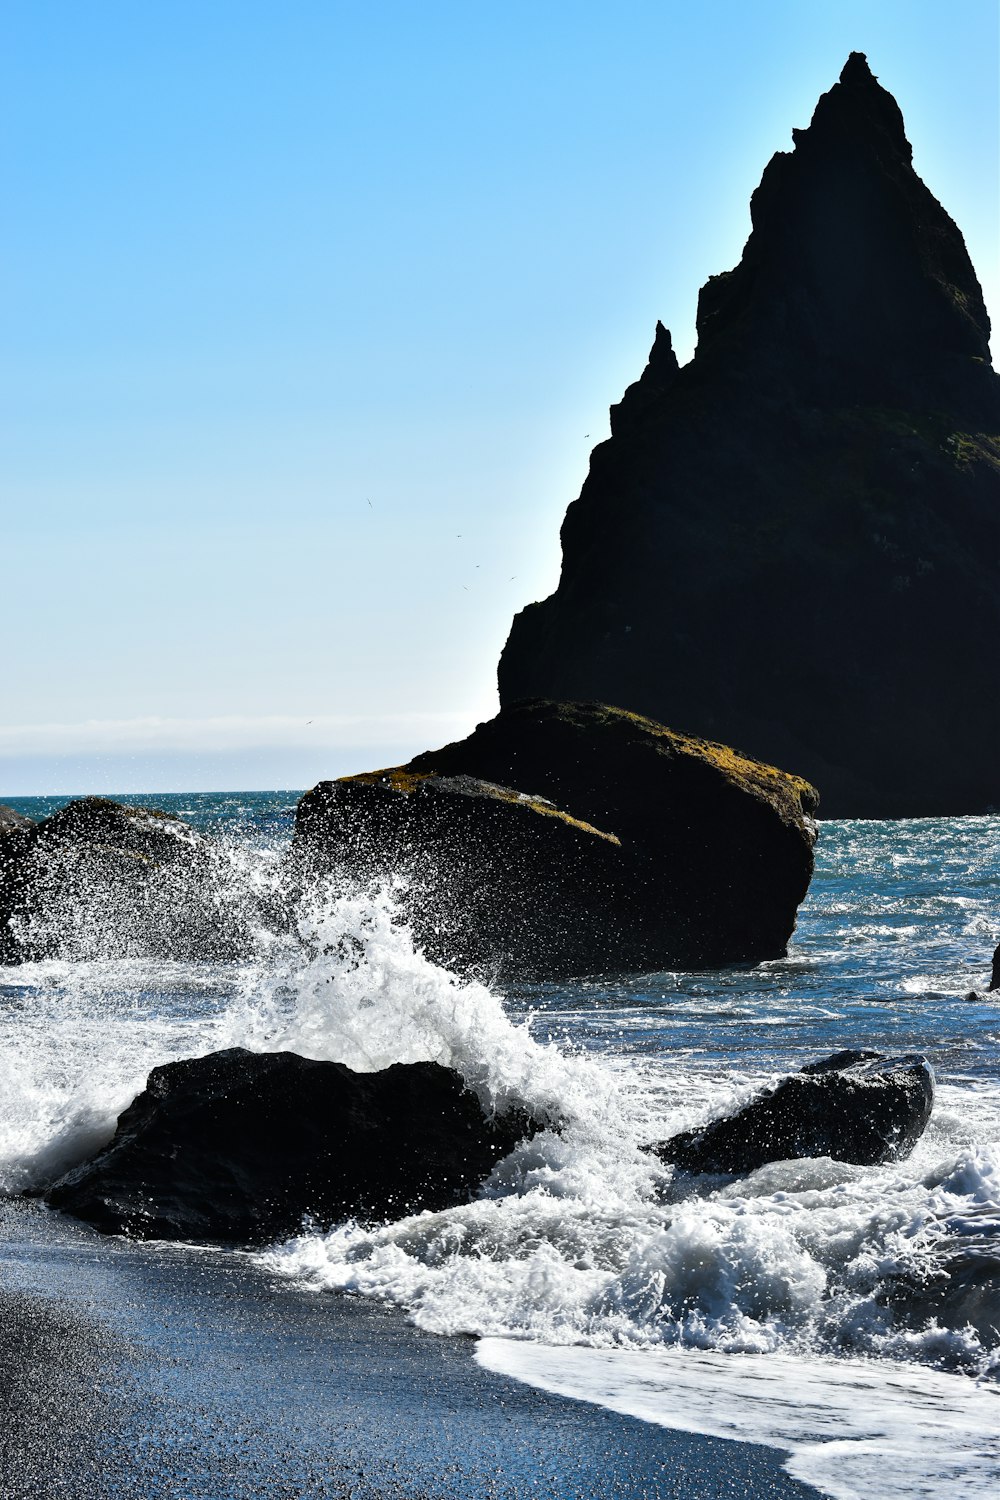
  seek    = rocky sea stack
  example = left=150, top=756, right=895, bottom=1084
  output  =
left=498, top=55, right=1000, bottom=818
left=293, top=699, right=818, bottom=980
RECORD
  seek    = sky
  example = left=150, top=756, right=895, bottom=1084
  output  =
left=3, top=0, right=998, bottom=795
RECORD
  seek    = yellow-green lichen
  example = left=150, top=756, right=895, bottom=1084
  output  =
left=338, top=767, right=434, bottom=794
left=945, top=431, right=1000, bottom=473
left=471, top=781, right=620, bottom=844
left=572, top=703, right=817, bottom=814
left=338, top=765, right=620, bottom=844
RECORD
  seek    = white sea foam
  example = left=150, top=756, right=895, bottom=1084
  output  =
left=263, top=1125, right=1000, bottom=1373
left=216, top=879, right=620, bottom=1123
left=475, top=1340, right=1000, bottom=1500
left=5, top=869, right=999, bottom=1383
left=0, top=957, right=243, bottom=1189
left=246, top=885, right=1000, bottom=1376
left=3, top=809, right=999, bottom=1491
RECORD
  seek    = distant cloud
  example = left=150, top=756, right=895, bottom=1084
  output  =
left=0, top=713, right=476, bottom=758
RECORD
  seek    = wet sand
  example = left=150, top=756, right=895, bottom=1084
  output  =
left=0, top=1202, right=815, bottom=1499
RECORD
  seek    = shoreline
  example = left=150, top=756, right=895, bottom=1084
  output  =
left=0, top=1201, right=815, bottom=1499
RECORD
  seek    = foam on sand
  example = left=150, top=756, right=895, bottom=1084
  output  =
left=476, top=1340, right=1000, bottom=1500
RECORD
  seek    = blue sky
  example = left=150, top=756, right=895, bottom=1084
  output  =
left=3, top=1, right=998, bottom=794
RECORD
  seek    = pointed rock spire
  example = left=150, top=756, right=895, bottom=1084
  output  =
left=806, top=50, right=911, bottom=163
left=610, top=321, right=679, bottom=436
left=694, top=54, right=991, bottom=394
left=499, top=61, right=1000, bottom=818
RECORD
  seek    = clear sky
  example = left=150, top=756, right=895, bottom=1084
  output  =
left=3, top=0, right=998, bottom=795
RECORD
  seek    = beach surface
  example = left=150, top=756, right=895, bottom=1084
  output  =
left=3, top=796, right=999, bottom=1497
left=0, top=1200, right=813, bottom=1500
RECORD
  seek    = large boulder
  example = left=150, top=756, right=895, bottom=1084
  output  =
left=293, top=700, right=818, bottom=980
left=653, top=1050, right=934, bottom=1174
left=0, top=797, right=255, bottom=963
left=497, top=56, right=1000, bottom=818
left=45, top=1049, right=537, bottom=1245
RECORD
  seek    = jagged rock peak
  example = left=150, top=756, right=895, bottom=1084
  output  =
left=610, top=320, right=680, bottom=435
left=692, top=52, right=992, bottom=390
left=801, top=50, right=911, bottom=162
left=647, top=319, right=677, bottom=371
left=497, top=58, right=1000, bottom=818
left=840, top=49, right=875, bottom=82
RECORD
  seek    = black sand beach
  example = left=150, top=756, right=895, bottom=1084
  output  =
left=0, top=1202, right=813, bottom=1500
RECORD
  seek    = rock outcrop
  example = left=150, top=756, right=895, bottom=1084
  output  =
left=653, top=1049, right=934, bottom=1174
left=886, top=1201, right=1000, bottom=1350
left=293, top=699, right=818, bottom=980
left=0, top=797, right=256, bottom=963
left=46, top=1049, right=537, bottom=1244
left=0, top=805, right=33, bottom=837
left=498, top=54, right=1000, bottom=818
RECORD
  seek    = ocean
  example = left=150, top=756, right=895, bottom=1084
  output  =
left=1, top=792, right=998, bottom=1498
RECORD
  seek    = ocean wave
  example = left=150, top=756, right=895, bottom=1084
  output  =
left=2, top=807, right=998, bottom=1396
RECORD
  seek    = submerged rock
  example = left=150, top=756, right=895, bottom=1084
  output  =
left=653, top=1049, right=934, bottom=1174
left=497, top=55, right=1000, bottom=818
left=46, top=1049, right=537, bottom=1244
left=0, top=797, right=259, bottom=963
left=884, top=1202, right=1000, bottom=1351
left=293, top=699, right=818, bottom=980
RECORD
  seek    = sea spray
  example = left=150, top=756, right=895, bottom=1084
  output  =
left=1, top=797, right=998, bottom=1395
left=0, top=956, right=240, bottom=1190
left=219, top=876, right=640, bottom=1126
left=261, top=1117, right=1000, bottom=1373
left=0, top=827, right=292, bottom=1190
left=240, top=890, right=1000, bottom=1374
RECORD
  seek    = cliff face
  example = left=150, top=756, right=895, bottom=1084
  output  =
left=498, top=54, right=1000, bottom=818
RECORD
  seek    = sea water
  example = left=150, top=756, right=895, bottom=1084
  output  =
left=1, top=793, right=998, bottom=1498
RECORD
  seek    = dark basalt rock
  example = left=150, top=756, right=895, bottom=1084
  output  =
left=653, top=1049, right=934, bottom=1174
left=294, top=763, right=626, bottom=980
left=0, top=797, right=258, bottom=963
left=46, top=1049, right=537, bottom=1245
left=293, top=699, right=818, bottom=980
left=498, top=54, right=1000, bottom=818
left=883, top=1201, right=1000, bottom=1351
left=990, top=941, right=1000, bottom=992
left=0, top=807, right=36, bottom=946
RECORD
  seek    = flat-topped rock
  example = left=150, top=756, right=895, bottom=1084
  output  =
left=293, top=699, right=818, bottom=980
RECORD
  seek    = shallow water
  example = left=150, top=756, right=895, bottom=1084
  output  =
left=2, top=794, right=999, bottom=1496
